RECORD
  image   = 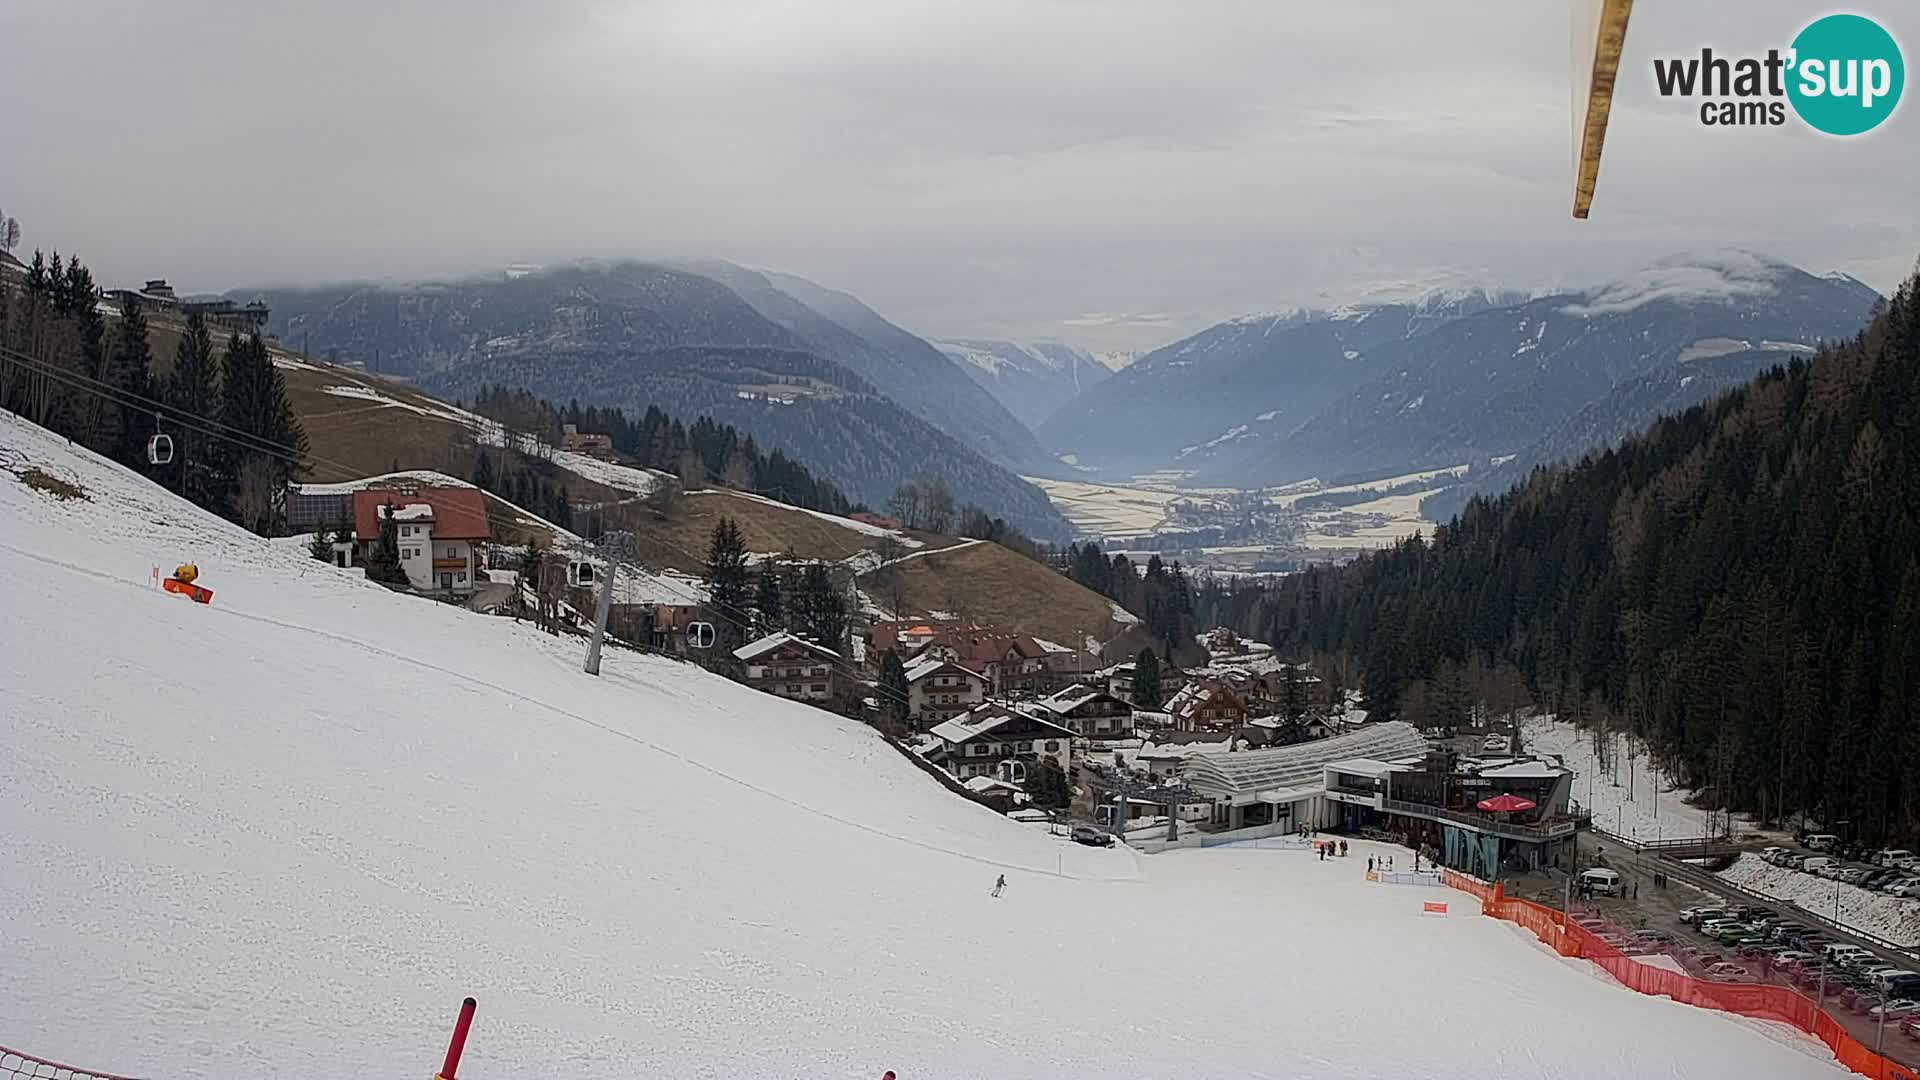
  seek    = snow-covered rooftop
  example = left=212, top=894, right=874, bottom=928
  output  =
left=1325, top=757, right=1397, bottom=778
left=1478, top=760, right=1571, bottom=781
left=1183, top=722, right=1431, bottom=798
left=732, top=631, right=840, bottom=662
left=388, top=503, right=433, bottom=521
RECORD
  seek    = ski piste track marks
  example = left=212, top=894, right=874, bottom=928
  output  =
left=0, top=536, right=1140, bottom=885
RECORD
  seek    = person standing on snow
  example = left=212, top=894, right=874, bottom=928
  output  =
left=991, top=874, right=1006, bottom=898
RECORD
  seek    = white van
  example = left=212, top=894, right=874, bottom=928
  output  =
left=1802, top=856, right=1835, bottom=873
left=1806, top=833, right=1842, bottom=852
left=1875, top=849, right=1917, bottom=868
left=1579, top=868, right=1622, bottom=896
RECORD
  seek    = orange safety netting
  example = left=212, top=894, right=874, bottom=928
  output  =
left=1440, top=874, right=1920, bottom=1080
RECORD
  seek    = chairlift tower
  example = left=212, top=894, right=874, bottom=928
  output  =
left=583, top=530, right=634, bottom=676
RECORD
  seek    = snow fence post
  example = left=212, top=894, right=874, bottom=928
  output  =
left=436, top=997, right=477, bottom=1080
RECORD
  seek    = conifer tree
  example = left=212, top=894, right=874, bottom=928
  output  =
left=704, top=516, right=750, bottom=641
left=878, top=650, right=911, bottom=731
left=106, top=293, right=155, bottom=469
left=1132, top=648, right=1163, bottom=709
left=363, top=505, right=409, bottom=586
left=754, top=556, right=784, bottom=634
left=166, top=311, right=225, bottom=512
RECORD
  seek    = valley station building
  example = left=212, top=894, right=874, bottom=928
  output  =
left=1174, top=721, right=1579, bottom=878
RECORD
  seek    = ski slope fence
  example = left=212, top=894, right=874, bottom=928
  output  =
left=1439, top=872, right=1920, bottom=1080
left=1, top=1045, right=143, bottom=1080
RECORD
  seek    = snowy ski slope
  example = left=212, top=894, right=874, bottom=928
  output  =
left=0, top=411, right=1847, bottom=1078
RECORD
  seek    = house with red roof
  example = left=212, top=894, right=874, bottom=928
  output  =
left=352, top=486, right=491, bottom=593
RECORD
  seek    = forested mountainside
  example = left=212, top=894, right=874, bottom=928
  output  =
left=1221, top=258, right=1882, bottom=489
left=683, top=262, right=1053, bottom=472
left=1041, top=290, right=1522, bottom=476
left=430, top=343, right=1068, bottom=539
left=1420, top=344, right=1814, bottom=521
left=932, top=338, right=1111, bottom=432
left=750, top=269, right=1055, bottom=471
left=1248, top=263, right=1920, bottom=840
left=251, top=263, right=1070, bottom=539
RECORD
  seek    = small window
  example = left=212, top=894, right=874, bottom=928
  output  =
left=811, top=684, right=826, bottom=693
left=1045, top=741, right=1060, bottom=752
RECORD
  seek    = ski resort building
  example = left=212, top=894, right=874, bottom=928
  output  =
left=925, top=703, right=1075, bottom=782
left=1179, top=721, right=1432, bottom=830
left=902, top=656, right=989, bottom=727
left=1165, top=680, right=1250, bottom=732
left=1322, top=752, right=1579, bottom=877
left=1031, top=685, right=1134, bottom=740
left=733, top=632, right=842, bottom=704
left=351, top=486, right=490, bottom=593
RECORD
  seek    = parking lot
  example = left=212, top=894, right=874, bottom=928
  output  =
left=1542, top=843, right=1920, bottom=1071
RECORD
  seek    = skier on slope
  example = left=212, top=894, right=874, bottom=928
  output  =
left=991, top=874, right=1006, bottom=898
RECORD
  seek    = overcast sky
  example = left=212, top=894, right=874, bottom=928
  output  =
left=3, top=1, right=1915, bottom=353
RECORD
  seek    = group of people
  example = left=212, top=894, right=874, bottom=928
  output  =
left=1316, top=839, right=1347, bottom=860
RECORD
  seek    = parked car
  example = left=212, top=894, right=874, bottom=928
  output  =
left=1630, top=929, right=1673, bottom=943
left=1826, top=944, right=1876, bottom=968
left=1806, top=833, right=1843, bottom=852
left=1715, top=925, right=1763, bottom=946
left=1784, top=854, right=1807, bottom=870
left=1901, top=1014, right=1920, bottom=1039
left=1706, top=962, right=1753, bottom=980
left=1775, top=951, right=1820, bottom=971
left=1070, top=824, right=1115, bottom=847
left=1681, top=906, right=1732, bottom=925
left=1875, top=849, right=1918, bottom=868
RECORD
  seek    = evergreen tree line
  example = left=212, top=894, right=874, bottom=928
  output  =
left=1, top=250, right=307, bottom=533
left=468, top=384, right=852, bottom=515
left=1238, top=266, right=1920, bottom=841
left=1064, top=543, right=1196, bottom=653
left=705, top=515, right=851, bottom=655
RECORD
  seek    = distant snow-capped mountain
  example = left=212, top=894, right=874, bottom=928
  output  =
left=1212, top=252, right=1883, bottom=488
left=1040, top=289, right=1528, bottom=476
left=933, top=338, right=1113, bottom=431
left=1040, top=253, right=1882, bottom=492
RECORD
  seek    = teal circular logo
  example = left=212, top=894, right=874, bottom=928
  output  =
left=1787, top=14, right=1904, bottom=135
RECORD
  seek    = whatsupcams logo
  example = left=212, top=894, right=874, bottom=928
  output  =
left=1652, top=13, right=1904, bottom=134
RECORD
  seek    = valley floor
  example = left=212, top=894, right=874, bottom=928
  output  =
left=0, top=411, right=1849, bottom=1078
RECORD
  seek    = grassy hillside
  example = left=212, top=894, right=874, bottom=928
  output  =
left=124, top=309, right=1130, bottom=641
left=876, top=540, right=1130, bottom=648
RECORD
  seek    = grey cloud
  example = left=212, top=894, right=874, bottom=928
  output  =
left=1, top=0, right=1913, bottom=354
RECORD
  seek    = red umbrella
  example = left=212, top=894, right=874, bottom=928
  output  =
left=1477, top=793, right=1537, bottom=813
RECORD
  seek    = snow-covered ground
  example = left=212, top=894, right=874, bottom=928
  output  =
left=0, top=411, right=1849, bottom=1079
left=1718, top=854, right=1920, bottom=947
left=1522, top=715, right=1748, bottom=842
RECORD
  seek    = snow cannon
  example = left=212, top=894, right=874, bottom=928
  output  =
left=162, top=563, right=214, bottom=604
